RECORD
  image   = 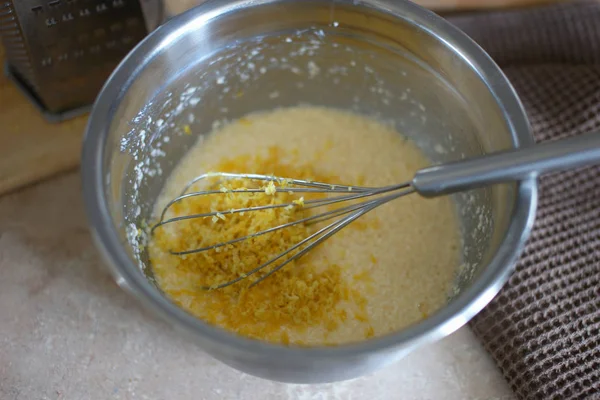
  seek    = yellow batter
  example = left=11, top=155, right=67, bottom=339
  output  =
left=148, top=106, right=460, bottom=346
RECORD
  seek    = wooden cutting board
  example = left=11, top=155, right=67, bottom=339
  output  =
left=0, top=44, right=87, bottom=196
left=0, top=0, right=565, bottom=196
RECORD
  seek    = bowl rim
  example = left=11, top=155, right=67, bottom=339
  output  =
left=82, top=0, right=537, bottom=362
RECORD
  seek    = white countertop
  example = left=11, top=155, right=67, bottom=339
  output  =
left=0, top=173, right=514, bottom=400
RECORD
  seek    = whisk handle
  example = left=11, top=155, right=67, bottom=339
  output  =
left=412, top=131, right=600, bottom=197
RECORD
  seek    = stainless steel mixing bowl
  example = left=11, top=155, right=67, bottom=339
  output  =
left=82, top=0, right=537, bottom=383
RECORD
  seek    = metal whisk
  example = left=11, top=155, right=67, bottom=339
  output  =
left=150, top=131, right=600, bottom=289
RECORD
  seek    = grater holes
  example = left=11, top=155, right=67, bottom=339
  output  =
left=89, top=44, right=101, bottom=54
left=57, top=53, right=69, bottom=62
left=112, top=0, right=125, bottom=8
left=79, top=8, right=90, bottom=17
left=62, top=12, right=74, bottom=22
left=105, top=40, right=117, bottom=49
left=31, top=6, right=44, bottom=15
left=45, top=17, right=58, bottom=27
left=77, top=33, right=89, bottom=43
left=73, top=49, right=84, bottom=59
left=95, top=3, right=108, bottom=13
left=41, top=57, right=52, bottom=67
left=48, top=0, right=61, bottom=7
left=122, top=36, right=133, bottom=45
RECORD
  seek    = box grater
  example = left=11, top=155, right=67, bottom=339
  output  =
left=0, top=0, right=162, bottom=121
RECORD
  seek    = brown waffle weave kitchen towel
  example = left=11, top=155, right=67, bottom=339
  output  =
left=446, top=2, right=600, bottom=399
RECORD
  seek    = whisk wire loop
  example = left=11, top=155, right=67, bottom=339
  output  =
left=149, top=173, right=414, bottom=288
